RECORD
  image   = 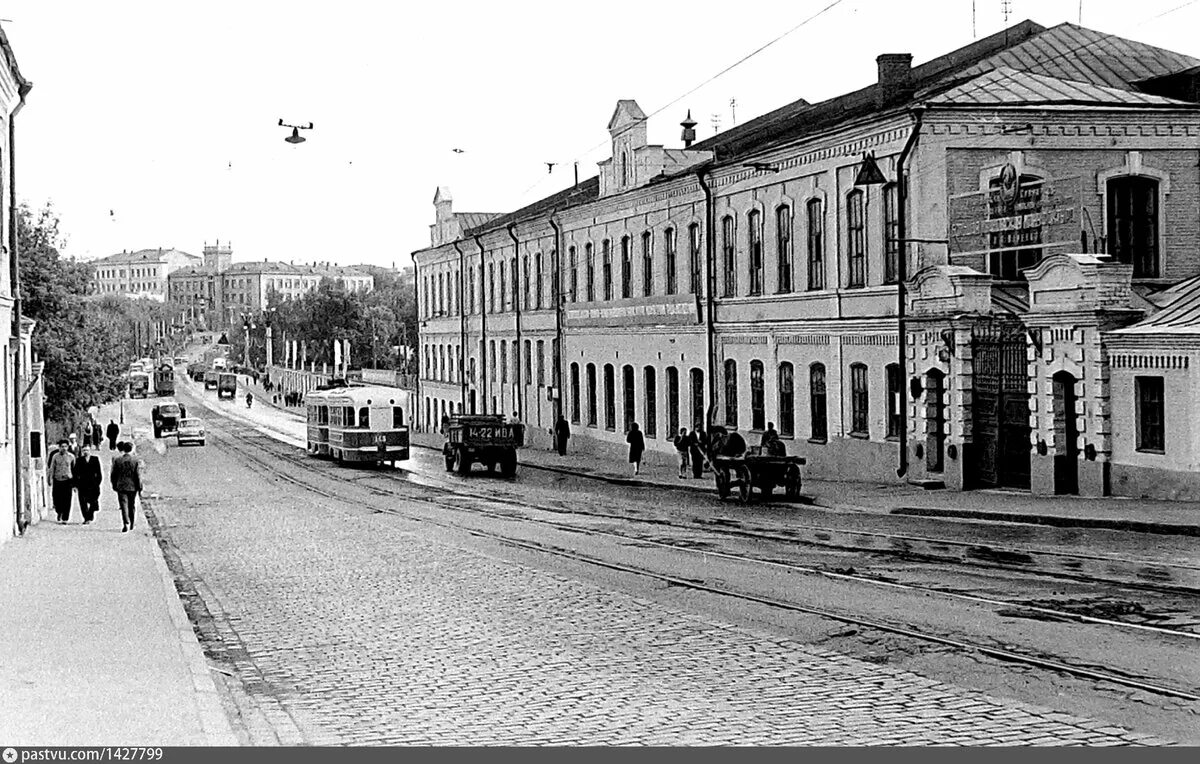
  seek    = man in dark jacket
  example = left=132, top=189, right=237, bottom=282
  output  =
left=72, top=443, right=103, bottom=525
left=110, top=441, right=143, bottom=533
left=554, top=416, right=570, bottom=456
left=105, top=420, right=120, bottom=451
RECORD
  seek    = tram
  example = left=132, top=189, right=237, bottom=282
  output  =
left=305, top=385, right=410, bottom=466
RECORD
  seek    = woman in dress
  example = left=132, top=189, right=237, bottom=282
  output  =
left=626, top=421, right=645, bottom=476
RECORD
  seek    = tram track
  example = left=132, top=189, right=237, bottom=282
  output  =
left=193, top=412, right=1200, bottom=704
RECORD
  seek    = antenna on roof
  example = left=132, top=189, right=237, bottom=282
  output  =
left=1000, top=0, right=1011, bottom=24
left=729, top=98, right=737, bottom=127
left=710, top=113, right=722, bottom=135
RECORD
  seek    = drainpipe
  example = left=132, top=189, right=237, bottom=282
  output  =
left=10, top=92, right=26, bottom=532
left=413, top=257, right=421, bottom=430
left=453, top=240, right=467, bottom=412
left=895, top=104, right=926, bottom=479
left=506, top=223, right=523, bottom=422
left=696, top=164, right=718, bottom=431
left=473, top=233, right=489, bottom=413
left=548, top=213, right=564, bottom=426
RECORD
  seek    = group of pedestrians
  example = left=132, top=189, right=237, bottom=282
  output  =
left=45, top=430, right=144, bottom=533
left=672, top=426, right=711, bottom=479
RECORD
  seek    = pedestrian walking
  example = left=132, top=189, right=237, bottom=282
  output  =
left=106, top=420, right=120, bottom=450
left=554, top=416, right=571, bottom=457
left=66, top=432, right=81, bottom=458
left=72, top=443, right=103, bottom=525
left=91, top=420, right=103, bottom=450
left=690, top=426, right=707, bottom=479
left=673, top=427, right=692, bottom=478
left=110, top=441, right=143, bottom=533
left=626, top=422, right=645, bottom=476
left=47, top=439, right=75, bottom=524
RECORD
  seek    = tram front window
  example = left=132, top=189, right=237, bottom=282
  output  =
left=358, top=407, right=369, bottom=428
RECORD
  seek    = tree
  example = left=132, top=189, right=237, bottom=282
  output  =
left=18, top=204, right=130, bottom=424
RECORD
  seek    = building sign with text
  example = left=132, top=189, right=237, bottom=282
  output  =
left=948, top=174, right=1083, bottom=258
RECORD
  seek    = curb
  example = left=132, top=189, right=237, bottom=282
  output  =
left=891, top=506, right=1200, bottom=537
left=141, top=496, right=240, bottom=745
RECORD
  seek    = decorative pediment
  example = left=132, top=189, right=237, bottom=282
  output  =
left=907, top=265, right=992, bottom=316
left=1023, top=253, right=1134, bottom=313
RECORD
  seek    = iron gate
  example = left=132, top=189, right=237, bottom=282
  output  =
left=971, top=325, right=1030, bottom=489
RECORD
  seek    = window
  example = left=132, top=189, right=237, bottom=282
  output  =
left=664, top=228, right=677, bottom=295
left=536, top=340, right=545, bottom=386
left=524, top=340, right=532, bottom=385
left=724, top=359, right=738, bottom=427
left=641, top=367, right=657, bottom=438
left=1135, top=376, right=1165, bottom=452
left=511, top=259, right=518, bottom=310
left=570, top=363, right=581, bottom=423
left=586, top=243, right=595, bottom=301
left=666, top=367, right=679, bottom=437
left=883, top=183, right=900, bottom=284
left=988, top=174, right=1043, bottom=280
left=469, top=266, right=476, bottom=313
left=623, top=365, right=636, bottom=431
left=778, top=363, right=794, bottom=437
left=850, top=363, right=869, bottom=436
left=886, top=364, right=903, bottom=438
left=568, top=246, right=578, bottom=302
left=750, top=360, right=765, bottom=431
left=690, top=368, right=705, bottom=430
left=522, top=255, right=530, bottom=309
left=500, top=341, right=508, bottom=384
left=810, top=364, right=827, bottom=441
left=488, top=263, right=496, bottom=312
left=620, top=236, right=633, bottom=299
left=721, top=216, right=736, bottom=297
left=807, top=199, right=824, bottom=290
left=641, top=231, right=653, bottom=296
left=689, top=223, right=702, bottom=295
left=748, top=210, right=763, bottom=296
left=500, top=264, right=507, bottom=311
left=602, top=240, right=613, bottom=300
left=535, top=252, right=544, bottom=309
left=1108, top=177, right=1159, bottom=278
left=586, top=363, right=597, bottom=426
left=846, top=190, right=866, bottom=288
left=604, top=364, right=616, bottom=430
left=776, top=205, right=793, bottom=293
left=358, top=407, right=370, bottom=428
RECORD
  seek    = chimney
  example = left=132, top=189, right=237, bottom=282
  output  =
left=875, top=53, right=913, bottom=109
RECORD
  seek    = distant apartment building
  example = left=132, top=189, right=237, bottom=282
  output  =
left=92, top=247, right=201, bottom=301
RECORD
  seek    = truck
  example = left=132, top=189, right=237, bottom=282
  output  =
left=217, top=372, right=238, bottom=399
left=151, top=401, right=187, bottom=438
left=442, top=414, right=525, bottom=477
left=154, top=364, right=175, bottom=397
left=203, top=369, right=220, bottom=390
left=129, top=372, right=151, bottom=399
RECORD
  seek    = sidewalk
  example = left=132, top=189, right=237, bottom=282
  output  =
left=0, top=402, right=237, bottom=745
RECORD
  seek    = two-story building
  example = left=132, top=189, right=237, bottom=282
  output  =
left=92, top=247, right=201, bottom=301
left=414, top=20, right=1200, bottom=500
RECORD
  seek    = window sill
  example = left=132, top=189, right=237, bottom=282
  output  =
left=885, top=435, right=901, bottom=442
left=1135, top=447, right=1165, bottom=455
left=849, top=431, right=870, bottom=440
left=808, top=437, right=827, bottom=445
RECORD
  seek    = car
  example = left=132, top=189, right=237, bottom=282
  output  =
left=176, top=417, right=206, bottom=446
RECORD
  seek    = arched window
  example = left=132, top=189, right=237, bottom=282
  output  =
left=524, top=340, right=532, bottom=385
left=1107, top=176, right=1159, bottom=278
left=688, top=223, right=702, bottom=295
left=724, top=359, right=738, bottom=427
left=586, top=363, right=597, bottom=426
left=721, top=216, right=736, bottom=297
left=641, top=231, right=653, bottom=296
left=850, top=362, right=869, bottom=436
left=621, top=150, right=629, bottom=186
left=500, top=341, right=508, bottom=384
left=810, top=363, right=827, bottom=442
left=522, top=255, right=530, bottom=309
left=622, top=364, right=636, bottom=431
left=776, top=205, right=793, bottom=293
left=568, top=246, right=578, bottom=302
left=778, top=362, right=794, bottom=437
left=620, top=235, right=633, bottom=299
left=748, top=210, right=763, bottom=296
left=666, top=367, right=680, bottom=436
left=603, top=364, right=616, bottom=430
left=585, top=243, right=595, bottom=301
left=499, top=262, right=507, bottom=311
left=488, top=263, right=496, bottom=312
left=643, top=366, right=657, bottom=438
left=885, top=363, right=902, bottom=439
left=664, top=228, right=677, bottom=295
left=511, top=259, right=518, bottom=310
left=750, top=360, right=765, bottom=431
left=602, top=240, right=613, bottom=301
left=536, top=340, right=545, bottom=386
left=846, top=189, right=866, bottom=288
left=883, top=183, right=900, bottom=284
left=690, top=368, right=705, bottom=430
left=535, top=251, right=544, bottom=309
left=570, top=363, right=581, bottom=423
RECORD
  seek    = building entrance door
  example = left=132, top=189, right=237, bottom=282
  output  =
left=925, top=369, right=946, bottom=472
left=1052, top=371, right=1079, bottom=495
left=970, top=326, right=1030, bottom=489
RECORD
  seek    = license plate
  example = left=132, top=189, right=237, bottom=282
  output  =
left=374, top=434, right=387, bottom=444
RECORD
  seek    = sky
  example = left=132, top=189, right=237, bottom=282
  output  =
left=3, top=0, right=1199, bottom=269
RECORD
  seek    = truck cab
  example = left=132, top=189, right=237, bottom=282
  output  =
left=152, top=401, right=187, bottom=438
left=442, top=414, right=525, bottom=477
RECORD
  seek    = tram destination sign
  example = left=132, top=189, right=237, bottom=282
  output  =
left=948, top=175, right=1082, bottom=257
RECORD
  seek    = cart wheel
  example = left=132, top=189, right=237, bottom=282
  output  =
left=454, top=450, right=471, bottom=474
left=715, top=468, right=730, bottom=499
left=735, top=465, right=752, bottom=504
left=785, top=464, right=802, bottom=499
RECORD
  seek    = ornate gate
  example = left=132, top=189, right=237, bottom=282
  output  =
left=971, top=325, right=1030, bottom=489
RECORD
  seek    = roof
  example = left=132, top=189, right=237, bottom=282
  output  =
left=930, top=66, right=1194, bottom=107
left=94, top=248, right=200, bottom=265
left=465, top=176, right=600, bottom=237
left=0, top=21, right=31, bottom=98
left=1112, top=279, right=1200, bottom=335
left=455, top=212, right=501, bottom=230
left=992, top=284, right=1029, bottom=315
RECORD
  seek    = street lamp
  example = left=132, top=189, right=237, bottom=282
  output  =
left=279, top=118, right=313, bottom=144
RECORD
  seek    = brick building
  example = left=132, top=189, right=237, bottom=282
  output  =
left=414, top=20, right=1200, bottom=499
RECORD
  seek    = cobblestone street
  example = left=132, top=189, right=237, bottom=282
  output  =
left=140, top=415, right=1169, bottom=746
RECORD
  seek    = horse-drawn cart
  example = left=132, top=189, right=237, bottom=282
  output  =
left=706, top=426, right=805, bottom=503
